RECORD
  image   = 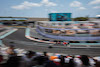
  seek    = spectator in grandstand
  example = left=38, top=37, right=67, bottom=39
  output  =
left=43, top=52, right=49, bottom=58
left=4, top=56, right=21, bottom=67
left=6, top=45, right=17, bottom=57
left=68, top=57, right=76, bottom=67
left=45, top=59, right=60, bottom=67
left=0, top=55, right=3, bottom=63
left=32, top=56, right=47, bottom=67
left=53, top=58, right=61, bottom=66
left=20, top=51, right=36, bottom=67
left=32, top=56, right=59, bottom=67
left=59, top=55, right=65, bottom=67
left=94, top=59, right=100, bottom=67
left=78, top=55, right=93, bottom=67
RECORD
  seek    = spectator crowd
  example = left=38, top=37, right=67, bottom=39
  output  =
left=0, top=45, right=100, bottom=67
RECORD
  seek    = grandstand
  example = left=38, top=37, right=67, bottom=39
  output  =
left=35, top=21, right=100, bottom=44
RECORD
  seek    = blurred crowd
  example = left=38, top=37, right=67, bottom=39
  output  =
left=0, top=45, right=100, bottom=67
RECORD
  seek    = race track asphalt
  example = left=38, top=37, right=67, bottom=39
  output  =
left=2, top=28, right=100, bottom=56
left=0, top=29, right=6, bottom=32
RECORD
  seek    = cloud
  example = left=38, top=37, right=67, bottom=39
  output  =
left=11, top=5, right=27, bottom=10
left=79, top=7, right=86, bottom=10
left=70, top=1, right=82, bottom=7
left=93, top=6, right=100, bottom=9
left=70, top=1, right=86, bottom=10
left=11, top=1, right=41, bottom=10
left=41, top=0, right=57, bottom=6
left=11, top=0, right=57, bottom=10
left=89, top=0, right=100, bottom=5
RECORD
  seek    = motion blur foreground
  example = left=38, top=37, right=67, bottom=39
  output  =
left=0, top=14, right=100, bottom=67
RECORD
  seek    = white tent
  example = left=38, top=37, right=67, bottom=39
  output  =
left=96, top=15, right=100, bottom=17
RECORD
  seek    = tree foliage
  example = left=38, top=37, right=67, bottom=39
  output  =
left=73, top=17, right=89, bottom=21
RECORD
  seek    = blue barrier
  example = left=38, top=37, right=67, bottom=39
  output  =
left=36, top=28, right=100, bottom=41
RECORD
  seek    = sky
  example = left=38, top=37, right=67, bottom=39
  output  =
left=0, top=0, right=100, bottom=18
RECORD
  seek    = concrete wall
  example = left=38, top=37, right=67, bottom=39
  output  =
left=26, top=18, right=49, bottom=21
